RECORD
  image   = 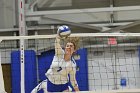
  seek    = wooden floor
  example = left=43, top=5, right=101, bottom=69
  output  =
left=2, top=64, right=11, bottom=93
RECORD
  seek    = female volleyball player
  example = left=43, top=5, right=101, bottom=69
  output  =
left=31, top=35, right=80, bottom=93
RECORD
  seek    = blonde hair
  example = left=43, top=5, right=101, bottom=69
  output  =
left=65, top=37, right=80, bottom=50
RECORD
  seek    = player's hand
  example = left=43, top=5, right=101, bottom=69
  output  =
left=56, top=33, right=68, bottom=39
left=74, top=86, right=80, bottom=91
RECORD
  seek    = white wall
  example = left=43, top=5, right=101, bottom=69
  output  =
left=0, top=0, right=5, bottom=28
left=88, top=47, right=140, bottom=91
left=0, top=0, right=16, bottom=29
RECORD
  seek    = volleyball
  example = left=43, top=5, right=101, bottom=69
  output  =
left=57, top=25, right=71, bottom=38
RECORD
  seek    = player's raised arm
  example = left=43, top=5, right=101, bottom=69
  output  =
left=55, top=25, right=71, bottom=57
left=55, top=36, right=64, bottom=57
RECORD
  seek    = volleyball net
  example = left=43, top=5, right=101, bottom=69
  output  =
left=0, top=33, right=140, bottom=93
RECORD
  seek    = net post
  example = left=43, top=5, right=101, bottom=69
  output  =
left=18, top=0, right=27, bottom=92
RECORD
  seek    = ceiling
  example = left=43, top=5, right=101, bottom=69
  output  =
left=0, top=0, right=140, bottom=34
left=26, top=0, right=140, bottom=33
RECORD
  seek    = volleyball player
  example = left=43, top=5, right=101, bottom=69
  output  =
left=31, top=35, right=80, bottom=93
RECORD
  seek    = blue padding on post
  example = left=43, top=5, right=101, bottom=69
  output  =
left=11, top=50, right=37, bottom=93
left=38, top=49, right=55, bottom=81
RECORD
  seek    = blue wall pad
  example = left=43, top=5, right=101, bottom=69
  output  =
left=75, top=48, right=88, bottom=91
left=11, top=50, right=37, bottom=93
left=38, top=49, right=55, bottom=93
left=38, top=49, right=55, bottom=81
left=38, top=48, right=88, bottom=92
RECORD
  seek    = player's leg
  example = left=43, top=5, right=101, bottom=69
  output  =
left=42, top=80, right=48, bottom=93
left=31, top=79, right=47, bottom=93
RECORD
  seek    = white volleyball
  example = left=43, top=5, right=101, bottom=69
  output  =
left=57, top=25, right=71, bottom=38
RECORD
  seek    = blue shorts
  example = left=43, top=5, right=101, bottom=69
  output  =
left=47, top=79, right=69, bottom=92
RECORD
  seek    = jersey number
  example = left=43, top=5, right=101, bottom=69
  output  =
left=57, top=67, right=62, bottom=72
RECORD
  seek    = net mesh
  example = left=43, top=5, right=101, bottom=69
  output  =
left=0, top=33, right=140, bottom=93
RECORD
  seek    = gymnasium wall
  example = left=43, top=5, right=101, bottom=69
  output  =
left=0, top=0, right=16, bottom=28
left=1, top=0, right=140, bottom=30
left=88, top=47, right=140, bottom=91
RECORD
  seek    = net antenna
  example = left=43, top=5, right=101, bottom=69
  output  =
left=0, top=40, right=7, bottom=93
left=18, top=0, right=26, bottom=92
